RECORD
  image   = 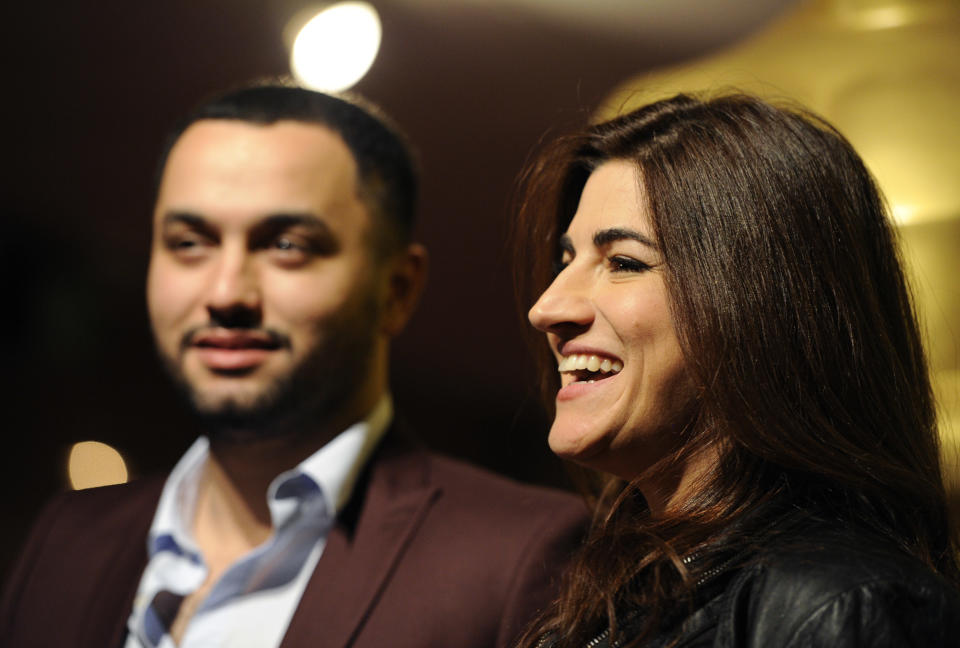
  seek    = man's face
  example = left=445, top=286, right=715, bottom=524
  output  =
left=147, top=119, right=389, bottom=432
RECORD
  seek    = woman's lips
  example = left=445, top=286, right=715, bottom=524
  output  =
left=555, top=352, right=623, bottom=402
left=556, top=371, right=620, bottom=402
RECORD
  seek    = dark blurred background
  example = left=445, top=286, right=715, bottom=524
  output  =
left=2, top=0, right=798, bottom=578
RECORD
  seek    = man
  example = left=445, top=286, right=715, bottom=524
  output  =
left=1, top=85, right=587, bottom=647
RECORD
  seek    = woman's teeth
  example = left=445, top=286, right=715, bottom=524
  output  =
left=557, top=354, right=623, bottom=374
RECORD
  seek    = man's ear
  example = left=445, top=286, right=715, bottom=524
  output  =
left=379, top=243, right=428, bottom=337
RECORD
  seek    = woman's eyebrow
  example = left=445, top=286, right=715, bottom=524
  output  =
left=593, top=227, right=658, bottom=250
left=558, top=234, right=575, bottom=255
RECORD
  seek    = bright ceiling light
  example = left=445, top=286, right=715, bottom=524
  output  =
left=290, top=2, right=382, bottom=92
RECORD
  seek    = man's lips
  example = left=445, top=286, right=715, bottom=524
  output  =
left=186, top=329, right=286, bottom=371
left=192, top=330, right=283, bottom=350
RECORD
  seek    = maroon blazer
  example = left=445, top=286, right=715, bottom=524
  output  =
left=1, top=433, right=588, bottom=648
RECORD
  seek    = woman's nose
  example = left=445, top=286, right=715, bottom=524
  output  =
left=528, top=270, right=594, bottom=335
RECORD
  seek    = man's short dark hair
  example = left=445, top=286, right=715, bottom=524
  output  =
left=157, top=83, right=419, bottom=254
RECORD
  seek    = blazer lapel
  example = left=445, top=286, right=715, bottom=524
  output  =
left=281, top=433, right=439, bottom=647
left=85, top=530, right=153, bottom=648
left=80, top=479, right=163, bottom=648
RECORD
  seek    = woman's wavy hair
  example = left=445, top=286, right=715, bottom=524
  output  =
left=513, top=93, right=959, bottom=647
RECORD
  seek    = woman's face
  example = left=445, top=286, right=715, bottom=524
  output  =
left=528, top=160, right=696, bottom=482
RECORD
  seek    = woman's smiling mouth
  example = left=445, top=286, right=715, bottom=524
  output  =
left=557, top=353, right=623, bottom=391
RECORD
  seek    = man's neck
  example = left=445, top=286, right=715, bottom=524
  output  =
left=199, top=429, right=340, bottom=531
left=193, top=451, right=274, bottom=560
left=170, top=436, right=325, bottom=645
left=185, top=424, right=342, bottom=606
left=192, top=387, right=386, bottom=542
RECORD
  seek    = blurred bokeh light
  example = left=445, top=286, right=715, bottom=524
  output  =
left=290, top=2, right=382, bottom=91
left=68, top=441, right=128, bottom=490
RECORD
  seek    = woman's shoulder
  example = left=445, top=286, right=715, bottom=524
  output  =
left=719, top=529, right=960, bottom=647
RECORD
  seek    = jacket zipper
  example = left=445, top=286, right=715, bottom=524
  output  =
left=585, top=626, right=617, bottom=647
left=544, top=555, right=735, bottom=648
left=579, top=553, right=735, bottom=647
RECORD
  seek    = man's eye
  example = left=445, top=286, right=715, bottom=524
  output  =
left=266, top=236, right=313, bottom=265
left=609, top=255, right=651, bottom=273
left=165, top=234, right=212, bottom=259
left=273, top=237, right=298, bottom=251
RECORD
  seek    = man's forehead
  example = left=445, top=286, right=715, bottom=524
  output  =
left=157, top=120, right=363, bottom=203
left=154, top=119, right=374, bottom=233
left=165, top=119, right=358, bottom=174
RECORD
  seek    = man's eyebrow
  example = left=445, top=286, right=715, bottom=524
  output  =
left=160, top=211, right=333, bottom=234
left=256, top=213, right=331, bottom=232
left=592, top=227, right=658, bottom=250
left=160, top=211, right=208, bottom=229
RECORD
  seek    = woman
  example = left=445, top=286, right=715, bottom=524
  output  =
left=513, top=94, right=960, bottom=647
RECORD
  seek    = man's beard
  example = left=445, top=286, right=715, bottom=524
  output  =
left=158, top=290, right=381, bottom=444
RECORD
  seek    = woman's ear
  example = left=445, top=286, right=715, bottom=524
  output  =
left=379, top=243, right=428, bottom=337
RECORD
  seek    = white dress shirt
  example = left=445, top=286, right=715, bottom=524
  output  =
left=124, top=396, right=391, bottom=648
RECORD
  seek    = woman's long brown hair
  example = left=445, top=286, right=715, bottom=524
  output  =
left=512, top=94, right=960, bottom=647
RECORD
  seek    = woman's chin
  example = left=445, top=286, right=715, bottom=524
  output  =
left=547, top=424, right=609, bottom=465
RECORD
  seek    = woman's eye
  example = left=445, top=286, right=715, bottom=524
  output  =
left=609, top=255, right=651, bottom=273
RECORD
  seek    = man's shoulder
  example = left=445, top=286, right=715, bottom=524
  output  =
left=40, top=474, right=166, bottom=533
left=428, top=451, right=581, bottom=505
left=372, top=429, right=587, bottom=521
left=364, top=434, right=588, bottom=556
left=404, top=450, right=590, bottom=565
left=338, top=443, right=588, bottom=648
left=1, top=477, right=166, bottom=645
left=56, top=473, right=166, bottom=505
left=11, top=475, right=166, bottom=574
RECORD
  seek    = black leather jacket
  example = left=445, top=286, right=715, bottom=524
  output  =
left=570, top=530, right=960, bottom=648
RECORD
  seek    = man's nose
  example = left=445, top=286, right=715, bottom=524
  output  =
left=206, top=249, right=262, bottom=326
left=528, top=267, right=594, bottom=335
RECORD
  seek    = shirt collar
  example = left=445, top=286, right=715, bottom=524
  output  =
left=268, top=394, right=392, bottom=526
left=146, top=394, right=393, bottom=558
